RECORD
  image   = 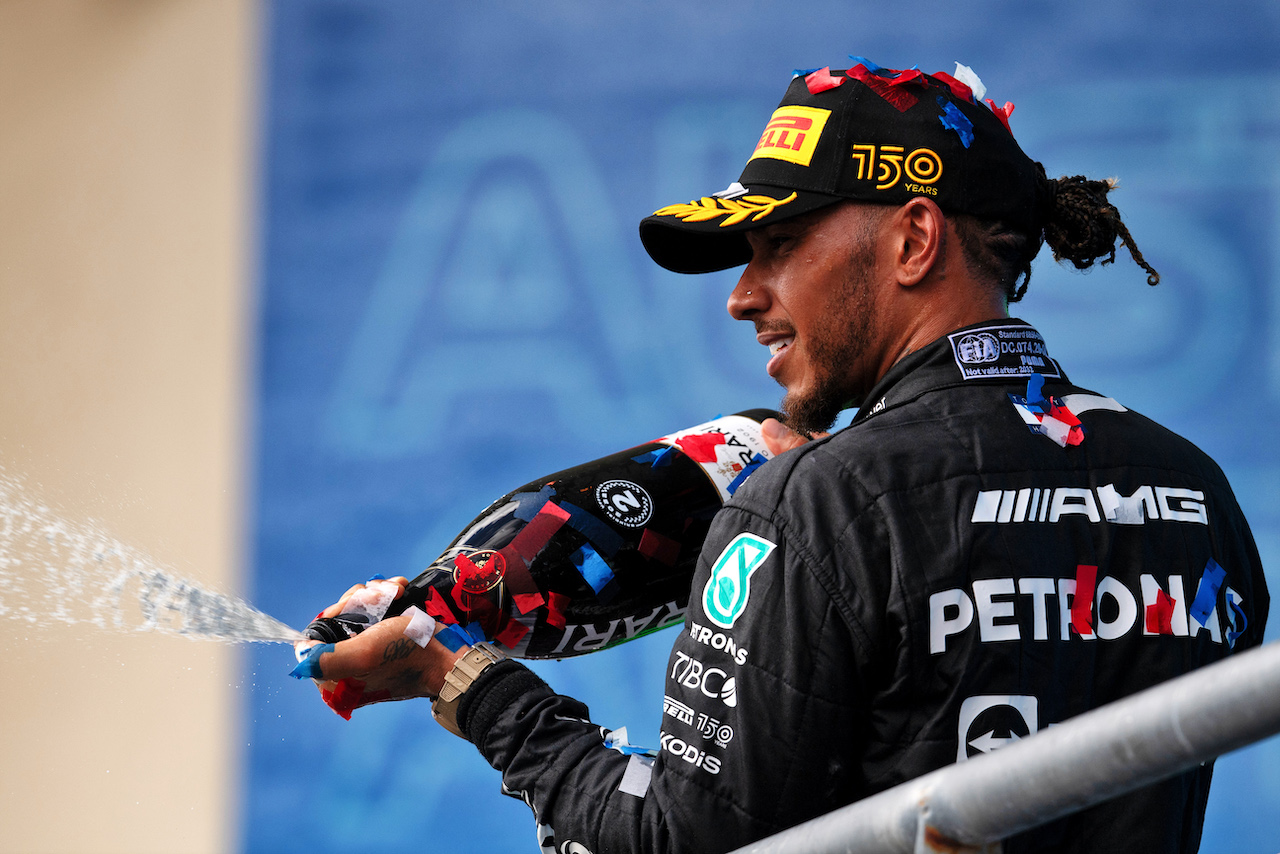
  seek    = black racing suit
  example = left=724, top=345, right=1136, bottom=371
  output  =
left=456, top=318, right=1269, bottom=854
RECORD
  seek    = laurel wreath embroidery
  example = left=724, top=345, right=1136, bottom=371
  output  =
left=652, top=192, right=798, bottom=227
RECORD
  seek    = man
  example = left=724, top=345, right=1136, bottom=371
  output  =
left=296, top=60, right=1268, bottom=853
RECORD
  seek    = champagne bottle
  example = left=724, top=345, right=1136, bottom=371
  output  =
left=304, top=410, right=779, bottom=658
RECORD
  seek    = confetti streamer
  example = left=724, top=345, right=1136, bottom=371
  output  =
left=985, top=99, right=1015, bottom=133
left=1146, top=589, right=1177, bottom=635
left=803, top=67, right=845, bottom=94
left=1071, top=565, right=1097, bottom=636
left=495, top=615, right=530, bottom=649
left=1189, top=559, right=1227, bottom=628
left=572, top=544, right=617, bottom=595
left=932, top=70, right=975, bottom=103
left=512, top=485, right=556, bottom=521
left=847, top=63, right=926, bottom=112
left=937, top=97, right=975, bottom=148
left=545, top=591, right=570, bottom=631
left=673, top=432, right=727, bottom=463
left=435, top=623, right=472, bottom=652
left=560, top=501, right=625, bottom=557
left=1226, top=588, right=1249, bottom=649
left=632, top=447, right=676, bottom=468
left=289, top=643, right=333, bottom=680
left=727, top=453, right=767, bottom=495
left=638, top=528, right=681, bottom=566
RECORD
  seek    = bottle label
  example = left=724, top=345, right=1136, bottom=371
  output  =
left=657, top=415, right=772, bottom=502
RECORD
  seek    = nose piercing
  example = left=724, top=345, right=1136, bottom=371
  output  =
left=746, top=290, right=752, bottom=295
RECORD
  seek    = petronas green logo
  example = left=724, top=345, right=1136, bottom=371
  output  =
left=702, top=534, right=776, bottom=629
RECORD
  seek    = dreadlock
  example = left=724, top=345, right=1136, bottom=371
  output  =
left=952, top=169, right=1161, bottom=303
left=1042, top=174, right=1160, bottom=286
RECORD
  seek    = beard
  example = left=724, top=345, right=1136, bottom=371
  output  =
left=780, top=238, right=879, bottom=436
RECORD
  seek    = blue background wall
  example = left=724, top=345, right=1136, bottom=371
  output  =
left=244, top=3, right=1280, bottom=851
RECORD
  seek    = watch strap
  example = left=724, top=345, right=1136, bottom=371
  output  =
left=432, top=642, right=506, bottom=737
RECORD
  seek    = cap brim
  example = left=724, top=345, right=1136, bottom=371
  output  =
left=639, top=186, right=842, bottom=274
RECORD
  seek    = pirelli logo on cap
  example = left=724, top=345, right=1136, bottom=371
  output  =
left=749, top=106, right=830, bottom=167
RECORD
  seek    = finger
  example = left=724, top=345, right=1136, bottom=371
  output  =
left=761, top=418, right=818, bottom=455
left=320, top=582, right=370, bottom=619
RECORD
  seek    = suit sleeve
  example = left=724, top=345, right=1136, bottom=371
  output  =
left=456, top=493, right=881, bottom=854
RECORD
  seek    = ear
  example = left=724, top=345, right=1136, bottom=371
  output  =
left=889, top=197, right=945, bottom=287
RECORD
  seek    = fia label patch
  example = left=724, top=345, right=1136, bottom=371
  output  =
left=702, top=533, right=776, bottom=629
left=947, top=324, right=1061, bottom=381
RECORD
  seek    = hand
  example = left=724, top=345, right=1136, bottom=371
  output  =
left=760, top=417, right=830, bottom=456
left=295, top=575, right=467, bottom=719
left=294, top=615, right=468, bottom=718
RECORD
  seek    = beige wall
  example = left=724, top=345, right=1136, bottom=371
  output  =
left=0, top=2, right=254, bottom=852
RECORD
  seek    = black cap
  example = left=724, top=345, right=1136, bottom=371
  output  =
left=640, top=61, right=1046, bottom=274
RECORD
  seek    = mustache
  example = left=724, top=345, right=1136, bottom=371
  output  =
left=753, top=319, right=796, bottom=337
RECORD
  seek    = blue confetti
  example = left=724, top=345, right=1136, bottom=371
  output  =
left=560, top=501, right=625, bottom=557
left=632, top=446, right=676, bottom=469
left=1026, top=374, right=1048, bottom=411
left=571, top=544, right=616, bottom=596
left=727, top=454, right=768, bottom=496
left=289, top=643, right=334, bottom=680
left=366, top=573, right=386, bottom=582
left=1189, top=559, right=1227, bottom=628
left=435, top=623, right=471, bottom=652
left=937, top=97, right=974, bottom=148
left=513, top=485, right=556, bottom=521
left=849, top=55, right=887, bottom=75
left=1227, top=590, right=1249, bottom=649
left=793, top=67, right=822, bottom=77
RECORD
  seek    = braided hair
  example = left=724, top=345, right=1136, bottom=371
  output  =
left=954, top=167, right=1160, bottom=303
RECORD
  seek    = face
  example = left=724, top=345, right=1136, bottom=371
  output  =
left=729, top=202, right=888, bottom=435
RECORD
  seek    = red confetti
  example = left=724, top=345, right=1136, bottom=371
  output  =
left=498, top=544, right=546, bottom=614
left=1048, top=402, right=1081, bottom=428
left=1071, top=565, right=1097, bottom=636
left=512, top=591, right=546, bottom=614
left=846, top=64, right=926, bottom=112
left=494, top=616, right=530, bottom=649
left=1146, top=589, right=1177, bottom=635
left=985, top=99, right=1015, bottom=134
left=545, top=591, right=570, bottom=630
left=931, top=71, right=974, bottom=103
left=803, top=66, right=845, bottom=94
left=638, top=528, right=681, bottom=567
left=510, top=502, right=570, bottom=562
left=675, top=432, right=727, bottom=463
left=1047, top=401, right=1085, bottom=446
left=321, top=678, right=391, bottom=721
left=425, top=587, right=457, bottom=624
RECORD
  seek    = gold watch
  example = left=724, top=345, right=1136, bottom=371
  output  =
left=431, top=642, right=507, bottom=737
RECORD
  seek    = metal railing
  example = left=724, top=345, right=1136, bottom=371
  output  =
left=730, top=641, right=1280, bottom=854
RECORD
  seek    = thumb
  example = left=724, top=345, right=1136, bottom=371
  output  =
left=761, top=418, right=828, bottom=456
